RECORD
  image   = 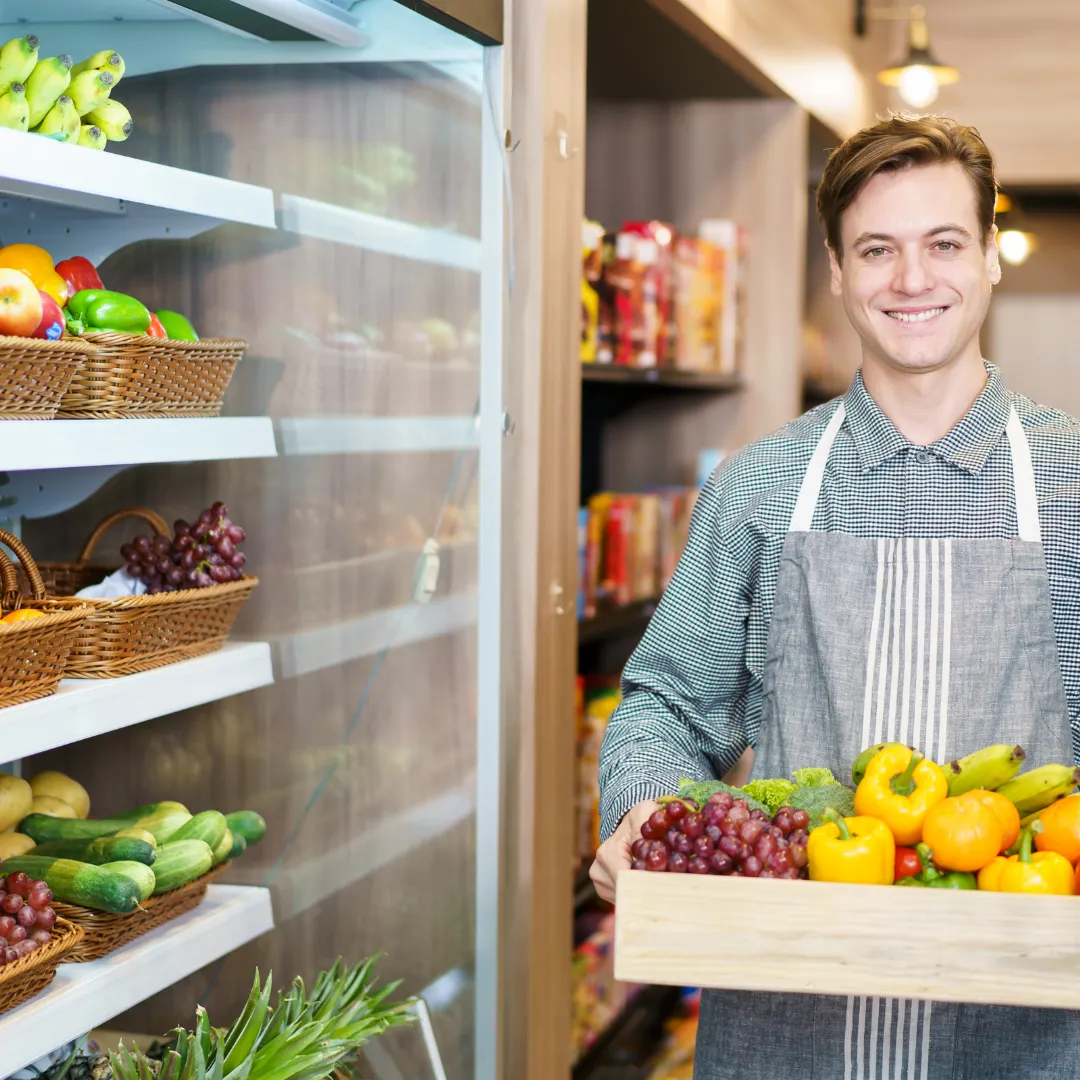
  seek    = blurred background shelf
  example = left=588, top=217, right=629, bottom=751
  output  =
left=572, top=985, right=681, bottom=1080
left=578, top=600, right=659, bottom=647
left=582, top=366, right=744, bottom=393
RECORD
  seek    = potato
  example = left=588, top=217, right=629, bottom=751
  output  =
left=0, top=773, right=32, bottom=833
left=30, top=795, right=78, bottom=819
left=30, top=770, right=90, bottom=819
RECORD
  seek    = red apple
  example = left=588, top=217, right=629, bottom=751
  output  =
left=0, top=269, right=43, bottom=337
left=31, top=290, right=64, bottom=340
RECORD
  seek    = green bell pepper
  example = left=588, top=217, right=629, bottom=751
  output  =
left=67, top=289, right=151, bottom=335
left=155, top=309, right=199, bottom=342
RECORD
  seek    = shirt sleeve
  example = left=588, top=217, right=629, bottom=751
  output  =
left=597, top=468, right=755, bottom=841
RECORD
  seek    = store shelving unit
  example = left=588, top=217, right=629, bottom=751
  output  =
left=578, top=600, right=658, bottom=647
left=582, top=365, right=743, bottom=392
left=0, top=886, right=274, bottom=1079
left=276, top=415, right=478, bottom=456
left=572, top=985, right=681, bottom=1080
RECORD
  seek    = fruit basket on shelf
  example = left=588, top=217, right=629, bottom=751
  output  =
left=0, top=917, right=82, bottom=1016
left=0, top=530, right=89, bottom=708
left=57, top=332, right=247, bottom=419
left=0, top=334, right=95, bottom=418
left=32, top=507, right=257, bottom=678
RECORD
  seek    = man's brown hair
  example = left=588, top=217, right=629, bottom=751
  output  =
left=816, top=114, right=998, bottom=261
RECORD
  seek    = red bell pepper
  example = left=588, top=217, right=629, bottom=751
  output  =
left=31, top=290, right=64, bottom=340
left=54, top=256, right=103, bottom=297
left=146, top=312, right=167, bottom=339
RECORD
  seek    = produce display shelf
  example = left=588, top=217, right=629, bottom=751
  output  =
left=0, top=643, right=274, bottom=762
left=582, top=365, right=744, bottom=392
left=276, top=194, right=483, bottom=272
left=0, top=885, right=274, bottom=1079
left=614, top=872, right=1080, bottom=1009
left=0, top=418, right=278, bottom=472
left=572, top=983, right=680, bottom=1080
left=578, top=599, right=658, bottom=646
left=276, top=415, right=479, bottom=456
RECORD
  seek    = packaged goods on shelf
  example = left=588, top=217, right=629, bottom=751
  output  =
left=575, top=677, right=621, bottom=864
left=578, top=487, right=699, bottom=619
left=580, top=218, right=745, bottom=374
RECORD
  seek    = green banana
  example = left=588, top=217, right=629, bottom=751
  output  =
left=25, top=55, right=72, bottom=129
left=87, top=98, right=132, bottom=142
left=36, top=95, right=79, bottom=143
left=68, top=69, right=113, bottom=117
left=0, top=35, right=39, bottom=95
left=71, top=50, right=125, bottom=86
left=852, top=742, right=912, bottom=787
left=77, top=123, right=106, bottom=150
left=0, top=83, right=29, bottom=132
left=943, top=743, right=1026, bottom=796
left=996, top=763, right=1080, bottom=817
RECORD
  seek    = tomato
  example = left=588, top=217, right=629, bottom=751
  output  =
left=0, top=244, right=67, bottom=305
left=0, top=269, right=43, bottom=337
left=895, top=846, right=923, bottom=880
left=960, top=789, right=1020, bottom=852
left=1035, top=795, right=1080, bottom=864
left=30, top=290, right=64, bottom=340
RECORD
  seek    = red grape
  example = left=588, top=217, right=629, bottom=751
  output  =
left=708, top=792, right=734, bottom=811
left=790, top=829, right=809, bottom=846
left=702, top=802, right=725, bottom=827
left=688, top=856, right=711, bottom=875
left=9, top=925, right=25, bottom=944
left=790, top=844, right=809, bottom=869
left=2, top=946, right=16, bottom=965
left=774, top=812, right=794, bottom=835
left=13, top=939, right=33, bottom=957
left=718, top=835, right=742, bottom=859
left=28, top=888, right=51, bottom=910
left=211, top=501, right=228, bottom=517
left=7, top=873, right=29, bottom=898
left=719, top=817, right=739, bottom=838
left=727, top=804, right=749, bottom=826
left=742, top=856, right=763, bottom=877
left=631, top=838, right=650, bottom=861
left=642, top=809, right=670, bottom=840
left=665, top=828, right=682, bottom=849
left=665, top=799, right=688, bottom=822
left=230, top=552, right=246, bottom=569
left=704, top=824, right=722, bottom=845
left=749, top=809, right=770, bottom=822
left=791, top=810, right=811, bottom=831
left=709, top=851, right=734, bottom=875
left=671, top=833, right=694, bottom=856
left=0, top=915, right=13, bottom=938
left=16, top=906, right=35, bottom=929
left=217, top=536, right=236, bottom=559
left=645, top=846, right=669, bottom=872
left=35, top=908, right=55, bottom=931
left=740, top=819, right=765, bottom=844
left=30, top=929, right=50, bottom=946
left=631, top=859, right=647, bottom=871
left=755, top=834, right=777, bottom=861
left=2, top=894, right=23, bottom=914
left=693, top=836, right=715, bottom=857
left=768, top=850, right=794, bottom=875
left=227, top=525, right=245, bottom=544
left=134, top=535, right=152, bottom=557
left=682, top=812, right=704, bottom=839
left=668, top=852, right=689, bottom=873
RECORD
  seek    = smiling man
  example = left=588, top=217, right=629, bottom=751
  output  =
left=591, top=115, right=1080, bottom=1078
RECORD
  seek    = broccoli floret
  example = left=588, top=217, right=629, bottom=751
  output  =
left=787, top=783, right=856, bottom=829
left=676, top=778, right=770, bottom=816
left=740, top=778, right=797, bottom=815
left=791, top=766, right=837, bottom=789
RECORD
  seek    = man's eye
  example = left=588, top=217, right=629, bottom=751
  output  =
left=935, top=240, right=958, bottom=252
left=865, top=247, right=887, bottom=258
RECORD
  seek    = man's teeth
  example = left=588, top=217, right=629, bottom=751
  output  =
left=886, top=307, right=945, bottom=322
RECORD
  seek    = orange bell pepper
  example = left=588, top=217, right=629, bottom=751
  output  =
left=921, top=795, right=1003, bottom=872
left=854, top=746, right=948, bottom=845
left=981, top=822, right=1075, bottom=895
left=1034, top=795, right=1080, bottom=864
left=961, top=789, right=1020, bottom=852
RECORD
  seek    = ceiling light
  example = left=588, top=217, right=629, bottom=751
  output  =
left=998, top=230, right=1036, bottom=267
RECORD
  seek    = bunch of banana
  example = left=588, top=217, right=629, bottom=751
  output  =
left=943, top=742, right=1080, bottom=816
left=0, top=36, right=132, bottom=149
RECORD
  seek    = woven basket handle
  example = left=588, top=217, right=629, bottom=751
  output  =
left=0, top=545, right=19, bottom=612
left=0, top=527, right=47, bottom=602
left=79, top=508, right=171, bottom=564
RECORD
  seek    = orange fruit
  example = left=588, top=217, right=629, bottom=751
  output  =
left=922, top=795, right=1003, bottom=872
left=1, top=608, right=46, bottom=623
left=960, top=789, right=1021, bottom=852
left=1035, top=795, right=1080, bottom=864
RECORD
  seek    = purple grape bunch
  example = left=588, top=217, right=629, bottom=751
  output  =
left=631, top=793, right=812, bottom=879
left=121, top=501, right=247, bottom=594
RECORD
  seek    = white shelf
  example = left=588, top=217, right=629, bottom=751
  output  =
left=0, top=418, right=277, bottom=473
left=277, top=195, right=483, bottom=272
left=0, top=885, right=274, bottom=1079
left=276, top=416, right=479, bottom=456
left=272, top=591, right=477, bottom=679
left=0, top=129, right=277, bottom=264
left=0, top=643, right=273, bottom=762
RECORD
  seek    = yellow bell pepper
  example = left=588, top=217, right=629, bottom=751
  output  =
left=854, top=746, right=948, bottom=845
left=808, top=809, right=895, bottom=885
left=979, top=821, right=1075, bottom=895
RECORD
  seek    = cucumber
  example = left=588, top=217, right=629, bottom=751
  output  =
left=152, top=839, right=212, bottom=894
left=228, top=832, right=248, bottom=861
left=134, top=809, right=192, bottom=845
left=0, top=855, right=141, bottom=914
left=115, top=828, right=157, bottom=849
left=30, top=836, right=156, bottom=866
left=19, top=802, right=190, bottom=845
left=101, top=861, right=156, bottom=901
left=170, top=810, right=227, bottom=851
left=211, top=828, right=233, bottom=867
left=224, top=811, right=266, bottom=847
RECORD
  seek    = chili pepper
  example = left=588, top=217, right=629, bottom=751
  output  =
left=922, top=795, right=1003, bottom=872
left=895, top=846, right=923, bottom=881
left=854, top=746, right=948, bottom=845
left=155, top=309, right=199, bottom=342
left=807, top=808, right=895, bottom=885
left=988, top=821, right=1075, bottom=895
left=54, top=256, right=103, bottom=296
left=68, top=289, right=151, bottom=335
left=146, top=312, right=167, bottom=339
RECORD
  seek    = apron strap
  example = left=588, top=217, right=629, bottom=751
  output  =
left=1006, top=405, right=1042, bottom=544
left=789, top=401, right=1042, bottom=543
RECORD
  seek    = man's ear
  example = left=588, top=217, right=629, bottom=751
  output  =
left=828, top=242, right=843, bottom=296
left=987, top=224, right=1002, bottom=286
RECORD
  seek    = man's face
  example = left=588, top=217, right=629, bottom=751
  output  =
left=829, top=161, right=1001, bottom=375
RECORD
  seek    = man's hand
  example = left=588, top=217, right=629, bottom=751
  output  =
left=590, top=799, right=659, bottom=903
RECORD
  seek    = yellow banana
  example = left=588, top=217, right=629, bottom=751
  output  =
left=0, top=35, right=39, bottom=95
left=35, top=95, right=79, bottom=143
left=87, top=98, right=132, bottom=142
left=71, top=50, right=125, bottom=85
left=996, top=763, right=1080, bottom=817
left=68, top=69, right=113, bottom=117
left=0, top=83, right=29, bottom=132
left=25, top=55, right=72, bottom=129
left=943, top=743, right=1026, bottom=797
left=77, top=123, right=106, bottom=151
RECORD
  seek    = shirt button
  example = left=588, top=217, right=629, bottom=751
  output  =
left=915, top=451, right=933, bottom=464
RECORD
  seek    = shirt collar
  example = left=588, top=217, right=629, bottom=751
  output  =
left=841, top=363, right=1011, bottom=476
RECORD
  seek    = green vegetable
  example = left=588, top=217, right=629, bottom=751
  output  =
left=151, top=839, right=213, bottom=894
left=788, top=782, right=856, bottom=830
left=169, top=810, right=227, bottom=851
left=0, top=855, right=142, bottom=913
left=677, top=778, right=770, bottom=815
left=18, top=801, right=187, bottom=844
left=224, top=810, right=266, bottom=846
left=211, top=828, right=234, bottom=867
left=29, top=835, right=155, bottom=866
left=136, top=808, right=192, bottom=845
left=101, top=860, right=156, bottom=900
left=741, top=778, right=797, bottom=815
left=227, top=831, right=248, bottom=861
left=67, top=289, right=151, bottom=335
left=155, top=309, right=199, bottom=342
left=791, top=766, right=837, bottom=789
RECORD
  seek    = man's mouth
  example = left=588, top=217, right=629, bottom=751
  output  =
left=884, top=307, right=947, bottom=323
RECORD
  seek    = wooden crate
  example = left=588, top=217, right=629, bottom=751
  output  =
left=613, top=870, right=1080, bottom=1009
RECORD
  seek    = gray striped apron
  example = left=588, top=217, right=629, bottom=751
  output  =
left=694, top=402, right=1080, bottom=1080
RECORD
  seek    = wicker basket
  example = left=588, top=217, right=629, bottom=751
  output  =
left=34, top=508, right=258, bottom=679
left=0, top=530, right=89, bottom=708
left=0, top=918, right=83, bottom=1015
left=0, top=334, right=94, bottom=418
left=57, top=332, right=246, bottom=418
left=52, top=865, right=228, bottom=963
